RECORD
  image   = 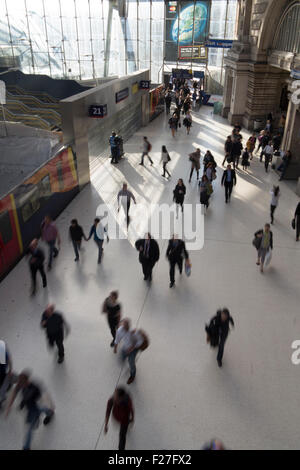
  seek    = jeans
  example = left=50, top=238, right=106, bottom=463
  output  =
left=264, top=154, right=272, bottom=172
left=162, top=162, right=170, bottom=177
left=47, top=240, right=58, bottom=268
left=224, top=182, right=233, bottom=201
left=30, top=264, right=47, bottom=290
left=111, top=146, right=119, bottom=163
left=48, top=332, right=64, bottom=359
left=23, top=407, right=53, bottom=450
left=141, top=152, right=153, bottom=165
left=122, top=348, right=138, bottom=378
left=189, top=167, right=199, bottom=181
left=72, top=240, right=81, bottom=259
left=270, top=205, right=276, bottom=223
left=94, top=239, right=104, bottom=263
left=169, top=258, right=183, bottom=284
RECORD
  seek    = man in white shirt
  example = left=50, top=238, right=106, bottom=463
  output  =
left=263, top=141, right=273, bottom=173
left=114, top=319, right=144, bottom=384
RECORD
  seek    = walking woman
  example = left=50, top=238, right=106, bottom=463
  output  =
left=270, top=185, right=280, bottom=224
left=241, top=148, right=250, bottom=171
left=246, top=133, right=256, bottom=159
left=173, top=179, right=186, bottom=218
left=183, top=110, right=192, bottom=135
left=161, top=145, right=171, bottom=179
left=168, top=112, right=178, bottom=138
left=199, top=174, right=212, bottom=211
left=253, top=223, right=273, bottom=273
left=188, top=148, right=201, bottom=182
left=204, top=162, right=216, bottom=183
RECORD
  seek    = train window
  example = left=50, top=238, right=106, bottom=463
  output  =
left=56, top=161, right=64, bottom=191
left=0, top=210, right=13, bottom=244
left=21, top=187, right=40, bottom=223
left=39, top=175, right=51, bottom=199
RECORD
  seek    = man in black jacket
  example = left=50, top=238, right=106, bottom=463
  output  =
left=27, top=239, right=47, bottom=296
left=207, top=309, right=235, bottom=367
left=41, top=304, right=70, bottom=364
left=69, top=219, right=87, bottom=261
left=166, top=235, right=189, bottom=288
left=221, top=165, right=237, bottom=203
left=135, top=233, right=160, bottom=281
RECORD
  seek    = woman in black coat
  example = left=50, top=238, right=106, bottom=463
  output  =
left=173, top=179, right=186, bottom=218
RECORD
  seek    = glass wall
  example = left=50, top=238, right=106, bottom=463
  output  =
left=0, top=0, right=237, bottom=86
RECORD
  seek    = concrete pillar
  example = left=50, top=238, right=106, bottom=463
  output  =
left=222, top=67, right=234, bottom=118
left=228, top=70, right=249, bottom=125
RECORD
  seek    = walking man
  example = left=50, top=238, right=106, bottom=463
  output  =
left=114, top=319, right=148, bottom=384
left=188, top=148, right=201, bottom=182
left=135, top=233, right=160, bottom=281
left=41, top=304, right=70, bottom=364
left=5, top=370, right=55, bottom=450
left=41, top=215, right=60, bottom=270
left=166, top=235, right=190, bottom=288
left=104, top=387, right=134, bottom=450
left=117, top=183, right=137, bottom=226
left=27, top=239, right=47, bottom=295
left=102, top=291, right=122, bottom=347
left=69, top=219, right=87, bottom=261
left=87, top=217, right=109, bottom=264
left=207, top=309, right=235, bottom=368
left=263, top=141, right=273, bottom=172
left=221, top=164, right=237, bottom=203
left=139, top=136, right=153, bottom=166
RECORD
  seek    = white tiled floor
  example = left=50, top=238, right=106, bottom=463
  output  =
left=0, top=106, right=300, bottom=450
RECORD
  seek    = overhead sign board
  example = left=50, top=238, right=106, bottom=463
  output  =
left=115, top=88, right=129, bottom=103
left=172, top=68, right=193, bottom=79
left=205, top=39, right=233, bottom=48
left=88, top=104, right=107, bottom=118
left=139, top=80, right=151, bottom=90
left=179, top=45, right=207, bottom=60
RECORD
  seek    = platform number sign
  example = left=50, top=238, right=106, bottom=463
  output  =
left=139, top=80, right=150, bottom=90
left=88, top=104, right=107, bottom=118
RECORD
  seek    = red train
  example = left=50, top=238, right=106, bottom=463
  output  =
left=0, top=146, right=79, bottom=280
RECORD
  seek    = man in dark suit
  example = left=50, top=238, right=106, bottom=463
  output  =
left=135, top=233, right=160, bottom=281
left=221, top=164, right=237, bottom=203
left=166, top=235, right=189, bottom=288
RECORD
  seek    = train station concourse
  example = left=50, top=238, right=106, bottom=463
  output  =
left=0, top=0, right=300, bottom=452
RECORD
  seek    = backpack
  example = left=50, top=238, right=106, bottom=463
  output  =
left=138, top=329, right=150, bottom=351
left=147, top=142, right=152, bottom=152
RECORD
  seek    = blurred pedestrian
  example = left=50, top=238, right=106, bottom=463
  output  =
left=0, top=340, right=14, bottom=408
left=87, top=217, right=109, bottom=263
left=26, top=239, right=47, bottom=296
left=41, top=304, right=70, bottom=364
left=69, top=219, right=87, bottom=261
left=173, top=179, right=186, bottom=218
left=109, top=131, right=120, bottom=164
left=117, top=183, right=137, bottom=226
left=221, top=165, right=237, bottom=203
left=241, top=148, right=250, bottom=171
left=160, top=145, right=171, bottom=179
left=188, top=148, right=201, bottom=182
left=41, top=215, right=60, bottom=270
left=253, top=223, right=273, bottom=273
left=140, top=136, right=153, bottom=166
left=166, top=235, right=190, bottom=288
left=135, top=233, right=160, bottom=281
left=183, top=110, right=192, bottom=135
left=5, top=370, right=55, bottom=450
left=270, top=186, right=280, bottom=224
left=104, top=387, right=134, bottom=450
left=102, top=291, right=122, bottom=347
left=206, top=309, right=235, bottom=368
left=294, top=202, right=300, bottom=241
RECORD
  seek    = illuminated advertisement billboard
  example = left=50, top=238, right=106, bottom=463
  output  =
left=165, top=1, right=210, bottom=63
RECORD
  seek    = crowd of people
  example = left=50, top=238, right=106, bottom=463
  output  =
left=1, top=80, right=299, bottom=451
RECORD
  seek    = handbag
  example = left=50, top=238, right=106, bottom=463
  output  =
left=185, top=259, right=192, bottom=277
left=292, top=218, right=296, bottom=230
left=264, top=249, right=272, bottom=266
left=167, top=154, right=171, bottom=162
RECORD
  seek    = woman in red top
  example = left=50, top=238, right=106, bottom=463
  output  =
left=104, top=387, right=134, bottom=450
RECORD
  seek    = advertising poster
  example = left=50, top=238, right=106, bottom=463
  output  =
left=165, top=1, right=210, bottom=63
